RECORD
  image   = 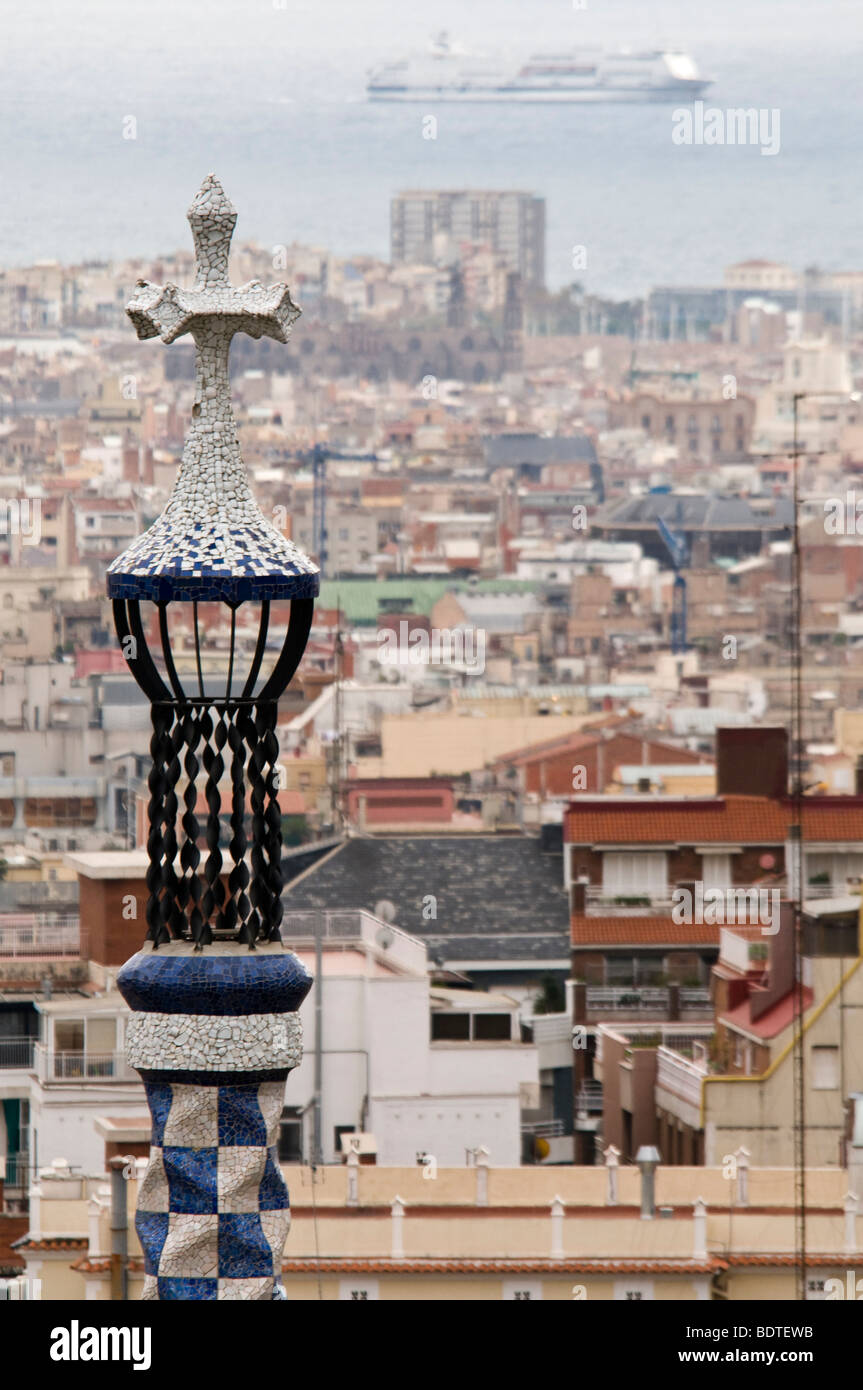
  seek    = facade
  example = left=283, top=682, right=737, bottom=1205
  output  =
left=0, top=856, right=539, bottom=1180
left=11, top=1157, right=861, bottom=1302
left=391, top=191, right=546, bottom=289
left=608, top=391, right=755, bottom=458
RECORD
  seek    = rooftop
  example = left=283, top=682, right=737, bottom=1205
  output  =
left=284, top=835, right=569, bottom=962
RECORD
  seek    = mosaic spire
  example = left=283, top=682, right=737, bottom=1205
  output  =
left=112, top=178, right=317, bottom=1300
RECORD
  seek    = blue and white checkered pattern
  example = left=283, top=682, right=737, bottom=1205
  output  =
left=137, top=1079, right=290, bottom=1301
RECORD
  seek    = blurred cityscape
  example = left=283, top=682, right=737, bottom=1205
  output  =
left=2, top=185, right=863, bottom=1301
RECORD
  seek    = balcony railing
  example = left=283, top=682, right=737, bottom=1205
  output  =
left=0, top=1037, right=35, bottom=1069
left=656, top=1044, right=708, bottom=1109
left=33, top=1045, right=136, bottom=1084
left=585, top=985, right=710, bottom=1015
left=580, top=883, right=856, bottom=915
left=529, top=1014, right=572, bottom=1045
left=4, top=1151, right=31, bottom=1189
left=575, top=1081, right=603, bottom=1115
left=0, top=915, right=80, bottom=957
left=521, top=1119, right=565, bottom=1139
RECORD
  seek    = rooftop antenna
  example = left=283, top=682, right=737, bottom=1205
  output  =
left=791, top=390, right=806, bottom=1301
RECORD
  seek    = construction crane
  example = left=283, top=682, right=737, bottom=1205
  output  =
left=311, top=443, right=328, bottom=576
left=656, top=513, right=689, bottom=654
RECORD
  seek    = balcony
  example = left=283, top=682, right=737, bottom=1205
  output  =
left=0, top=915, right=80, bottom=958
left=4, top=1151, right=31, bottom=1190
left=0, top=1037, right=35, bottom=1069
left=280, top=909, right=428, bottom=975
left=33, top=1044, right=137, bottom=1084
left=655, top=1043, right=709, bottom=1128
left=575, top=1081, right=603, bottom=1116
left=586, top=986, right=712, bottom=1019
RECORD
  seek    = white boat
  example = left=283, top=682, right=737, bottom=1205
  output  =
left=368, top=32, right=712, bottom=104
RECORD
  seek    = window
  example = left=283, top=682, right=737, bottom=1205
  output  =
left=602, top=852, right=667, bottom=897
left=641, top=415, right=651, bottom=431
left=431, top=1012, right=512, bottom=1042
left=701, top=853, right=732, bottom=888
left=334, top=1124, right=357, bottom=1156
left=278, top=1107, right=302, bottom=1162
left=812, top=1045, right=839, bottom=1090
left=806, top=851, right=863, bottom=891
left=473, top=1013, right=512, bottom=1041
left=54, top=1019, right=84, bottom=1053
left=431, top=1013, right=471, bottom=1041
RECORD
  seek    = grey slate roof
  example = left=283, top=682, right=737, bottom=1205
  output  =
left=599, top=493, right=793, bottom=531
left=282, top=835, right=570, bottom=962
left=483, top=433, right=598, bottom=468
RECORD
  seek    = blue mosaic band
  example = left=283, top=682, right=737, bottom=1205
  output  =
left=121, top=942, right=312, bottom=1300
left=137, top=1078, right=290, bottom=1301
left=118, top=943, right=313, bottom=1015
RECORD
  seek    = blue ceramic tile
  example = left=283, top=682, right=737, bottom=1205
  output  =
left=163, top=1146, right=218, bottom=1214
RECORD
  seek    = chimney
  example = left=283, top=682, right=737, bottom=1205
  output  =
left=475, top=1147, right=489, bottom=1206
left=845, top=1191, right=859, bottom=1255
left=636, top=1145, right=661, bottom=1219
left=604, top=1144, right=620, bottom=1205
left=346, top=1149, right=359, bottom=1207
left=391, top=1196, right=405, bottom=1259
left=716, top=726, right=788, bottom=799
left=693, top=1197, right=707, bottom=1260
left=550, top=1196, right=565, bottom=1258
left=735, top=1146, right=750, bottom=1205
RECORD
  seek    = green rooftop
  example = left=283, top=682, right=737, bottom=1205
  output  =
left=317, top=577, right=541, bottom=625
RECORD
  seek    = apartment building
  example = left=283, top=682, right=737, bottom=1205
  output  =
left=391, top=191, right=546, bottom=289
left=9, top=1154, right=860, bottom=1302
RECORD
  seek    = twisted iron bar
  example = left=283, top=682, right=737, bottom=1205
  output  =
left=115, top=597, right=313, bottom=952
left=145, top=697, right=284, bottom=949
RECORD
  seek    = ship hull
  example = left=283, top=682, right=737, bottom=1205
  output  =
left=368, top=82, right=712, bottom=103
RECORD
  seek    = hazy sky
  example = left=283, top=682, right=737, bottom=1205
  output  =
left=1, top=0, right=861, bottom=292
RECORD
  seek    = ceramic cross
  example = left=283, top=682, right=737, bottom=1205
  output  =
left=126, top=172, right=298, bottom=524
left=110, top=174, right=316, bottom=603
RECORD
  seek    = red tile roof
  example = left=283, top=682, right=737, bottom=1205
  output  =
left=565, top=795, right=863, bottom=846
left=71, top=1256, right=145, bottom=1274
left=280, top=1257, right=723, bottom=1275
left=572, top=915, right=721, bottom=946
left=727, top=1253, right=863, bottom=1268
left=720, top=987, right=814, bottom=1040
left=12, top=1236, right=87, bottom=1252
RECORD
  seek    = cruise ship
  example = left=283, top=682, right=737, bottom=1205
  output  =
left=367, top=34, right=712, bottom=104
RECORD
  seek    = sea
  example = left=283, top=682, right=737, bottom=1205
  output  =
left=0, top=0, right=861, bottom=297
